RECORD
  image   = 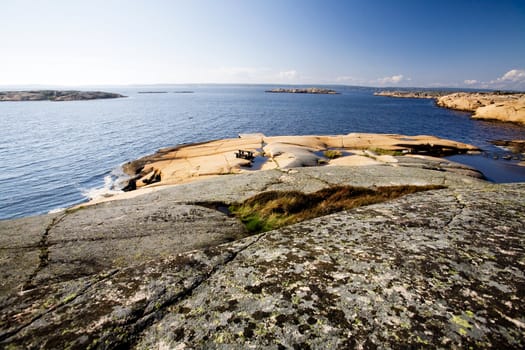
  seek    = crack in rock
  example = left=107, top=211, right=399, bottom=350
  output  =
left=22, top=213, right=68, bottom=291
left=0, top=269, right=119, bottom=343
left=443, top=190, right=467, bottom=229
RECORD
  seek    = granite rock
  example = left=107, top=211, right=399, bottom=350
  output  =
left=1, top=166, right=523, bottom=349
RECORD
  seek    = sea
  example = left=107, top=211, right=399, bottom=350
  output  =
left=1, top=85, right=524, bottom=220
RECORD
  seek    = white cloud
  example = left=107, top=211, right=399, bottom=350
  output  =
left=279, top=70, right=298, bottom=80
left=499, top=69, right=525, bottom=82
left=486, top=68, right=525, bottom=89
left=207, top=67, right=303, bottom=83
left=335, top=76, right=366, bottom=84
left=460, top=69, right=525, bottom=90
left=374, top=74, right=410, bottom=85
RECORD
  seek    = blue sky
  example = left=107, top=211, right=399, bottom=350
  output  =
left=1, top=0, right=524, bottom=89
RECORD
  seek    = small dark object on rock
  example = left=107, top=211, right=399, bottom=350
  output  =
left=142, top=169, right=162, bottom=185
left=235, top=150, right=255, bottom=161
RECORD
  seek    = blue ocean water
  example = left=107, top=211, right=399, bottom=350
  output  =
left=1, top=85, right=524, bottom=220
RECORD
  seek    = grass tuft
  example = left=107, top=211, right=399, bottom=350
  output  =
left=324, top=150, right=343, bottom=159
left=230, top=184, right=445, bottom=233
left=370, top=148, right=405, bottom=156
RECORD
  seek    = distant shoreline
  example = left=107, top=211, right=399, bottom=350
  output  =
left=0, top=90, right=125, bottom=102
left=266, top=87, right=339, bottom=94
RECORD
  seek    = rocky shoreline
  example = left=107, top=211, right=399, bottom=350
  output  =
left=375, top=90, right=525, bottom=125
left=3, top=134, right=525, bottom=349
left=0, top=90, right=125, bottom=102
left=118, top=133, right=480, bottom=194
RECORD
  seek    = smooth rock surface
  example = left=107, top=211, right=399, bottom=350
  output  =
left=118, top=133, right=479, bottom=194
left=437, top=92, right=525, bottom=124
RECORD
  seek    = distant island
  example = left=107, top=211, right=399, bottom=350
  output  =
left=138, top=91, right=194, bottom=94
left=374, top=90, right=450, bottom=99
left=266, top=87, right=339, bottom=94
left=0, top=90, right=125, bottom=102
left=375, top=90, right=525, bottom=125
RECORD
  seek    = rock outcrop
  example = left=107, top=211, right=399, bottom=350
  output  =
left=491, top=139, right=525, bottom=154
left=0, top=90, right=125, bottom=102
left=118, top=133, right=479, bottom=194
left=437, top=92, right=525, bottom=124
left=376, top=90, right=525, bottom=125
left=1, top=164, right=524, bottom=349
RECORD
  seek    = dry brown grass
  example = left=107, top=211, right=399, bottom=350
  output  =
left=230, top=184, right=445, bottom=233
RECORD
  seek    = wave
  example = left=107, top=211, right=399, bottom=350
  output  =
left=81, top=166, right=130, bottom=201
left=48, top=207, right=66, bottom=214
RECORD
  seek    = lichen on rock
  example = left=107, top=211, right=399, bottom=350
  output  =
left=0, top=166, right=524, bottom=349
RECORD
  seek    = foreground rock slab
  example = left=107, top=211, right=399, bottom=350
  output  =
left=1, top=165, right=523, bottom=348
left=138, top=184, right=525, bottom=349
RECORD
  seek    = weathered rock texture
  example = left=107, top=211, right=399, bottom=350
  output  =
left=376, top=90, right=525, bottom=125
left=0, top=90, right=125, bottom=102
left=1, top=165, right=524, bottom=348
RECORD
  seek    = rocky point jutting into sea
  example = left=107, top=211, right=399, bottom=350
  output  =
left=118, top=133, right=481, bottom=193
left=375, top=90, right=525, bottom=125
left=1, top=132, right=524, bottom=349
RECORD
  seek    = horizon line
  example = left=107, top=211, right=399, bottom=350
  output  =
left=0, top=83, right=518, bottom=92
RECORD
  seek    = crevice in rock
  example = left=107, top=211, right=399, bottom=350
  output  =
left=258, top=176, right=284, bottom=193
left=22, top=213, right=68, bottom=291
left=192, top=201, right=234, bottom=216
left=443, top=191, right=467, bottom=229
left=0, top=269, right=120, bottom=343
left=302, top=171, right=335, bottom=187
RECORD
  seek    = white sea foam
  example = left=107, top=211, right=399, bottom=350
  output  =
left=81, top=166, right=130, bottom=201
left=48, top=207, right=66, bottom=214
